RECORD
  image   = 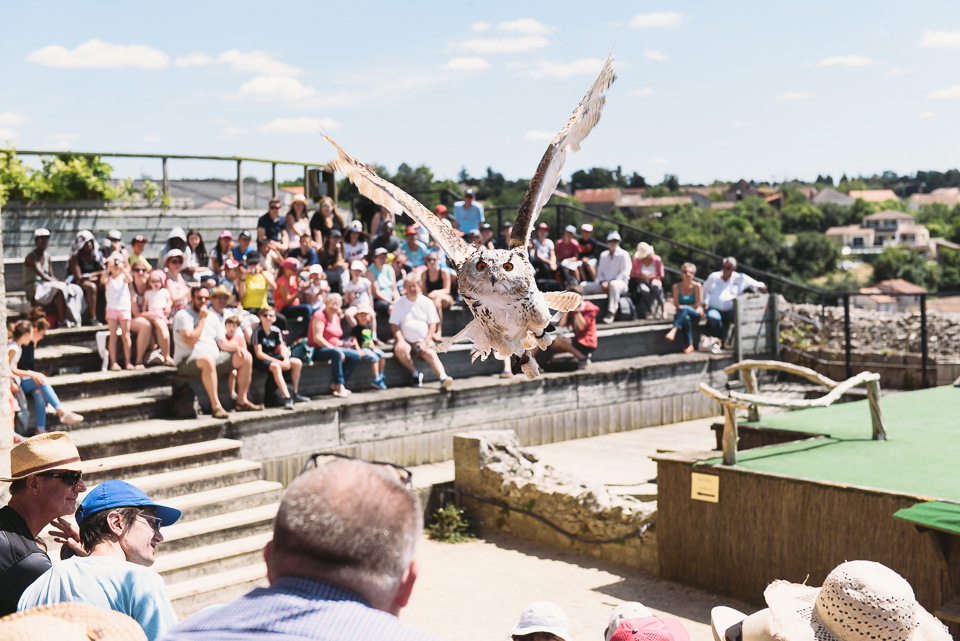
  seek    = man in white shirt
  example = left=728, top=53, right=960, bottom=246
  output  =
left=581, top=231, right=632, bottom=323
left=701, top=256, right=767, bottom=349
left=389, top=273, right=453, bottom=389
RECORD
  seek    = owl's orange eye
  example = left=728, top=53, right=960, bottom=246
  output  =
left=476, top=260, right=487, bottom=271
left=503, top=263, right=514, bottom=271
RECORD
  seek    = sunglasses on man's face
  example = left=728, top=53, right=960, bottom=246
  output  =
left=300, top=453, right=413, bottom=488
left=37, top=470, right=83, bottom=485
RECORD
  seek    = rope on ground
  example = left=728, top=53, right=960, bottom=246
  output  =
left=448, top=488, right=653, bottom=545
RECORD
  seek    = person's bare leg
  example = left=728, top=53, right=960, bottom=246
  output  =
left=551, top=336, right=586, bottom=360
left=228, top=370, right=238, bottom=399
left=107, top=319, right=120, bottom=370
left=132, top=317, right=152, bottom=364
left=197, top=355, right=223, bottom=411
left=154, top=319, right=173, bottom=363
left=233, top=351, right=253, bottom=405
left=394, top=343, right=416, bottom=374
left=422, top=349, right=447, bottom=378
left=120, top=319, right=133, bottom=369
left=270, top=362, right=290, bottom=398
left=53, top=290, right=66, bottom=325
left=81, top=281, right=97, bottom=322
left=289, top=358, right=302, bottom=394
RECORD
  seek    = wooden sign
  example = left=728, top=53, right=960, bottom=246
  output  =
left=691, top=472, right=720, bottom=503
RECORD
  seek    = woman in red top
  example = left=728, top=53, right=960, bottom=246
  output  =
left=546, top=284, right=598, bottom=368
left=275, top=257, right=313, bottom=342
left=307, top=293, right=363, bottom=398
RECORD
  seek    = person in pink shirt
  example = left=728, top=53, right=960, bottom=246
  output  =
left=629, top=242, right=666, bottom=319
left=307, top=294, right=363, bottom=398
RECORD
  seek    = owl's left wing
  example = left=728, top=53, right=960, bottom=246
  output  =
left=323, top=134, right=473, bottom=267
left=511, top=54, right=616, bottom=249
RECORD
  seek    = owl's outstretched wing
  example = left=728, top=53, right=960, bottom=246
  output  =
left=511, top=54, right=616, bottom=249
left=323, top=134, right=473, bottom=268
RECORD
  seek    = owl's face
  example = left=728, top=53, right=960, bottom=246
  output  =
left=461, top=248, right=532, bottom=295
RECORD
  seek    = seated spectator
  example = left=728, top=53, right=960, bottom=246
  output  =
left=400, top=225, right=430, bottom=270
left=319, top=229, right=347, bottom=294
left=581, top=231, right=631, bottom=324
left=24, top=229, right=84, bottom=328
left=629, top=242, right=666, bottom=319
left=421, top=251, right=453, bottom=336
left=129, top=265, right=167, bottom=367
left=508, top=601, right=570, bottom=641
left=238, top=252, right=277, bottom=314
left=66, top=230, right=106, bottom=325
left=389, top=273, right=453, bottom=389
left=8, top=321, right=84, bottom=431
left=309, top=196, right=345, bottom=250
left=343, top=260, right=375, bottom=333
left=285, top=195, right=310, bottom=243
left=184, top=229, right=213, bottom=283
left=160, top=456, right=432, bottom=641
left=128, top=234, right=151, bottom=269
left=302, top=264, right=329, bottom=310
left=577, top=223, right=600, bottom=282
left=221, top=258, right=243, bottom=299
left=159, top=227, right=187, bottom=267
left=274, top=258, right=313, bottom=342
left=287, top=233, right=320, bottom=267
left=307, top=294, right=362, bottom=399
left=368, top=248, right=399, bottom=317
left=496, top=220, right=514, bottom=250
left=100, top=230, right=128, bottom=262
left=162, top=249, right=190, bottom=312
left=453, top=187, right=484, bottom=231
left=343, top=221, right=369, bottom=264
left=556, top=225, right=581, bottom=262
left=18, top=480, right=180, bottom=641
left=702, top=256, right=767, bottom=351
left=479, top=222, right=496, bottom=250
left=369, top=220, right=401, bottom=260
left=710, top=561, right=950, bottom=641
left=209, top=231, right=234, bottom=275
left=232, top=230, right=255, bottom=263
left=349, top=305, right=387, bottom=390
left=604, top=602, right=690, bottom=641
left=666, top=262, right=702, bottom=354
left=546, top=284, right=598, bottom=368
left=530, top=222, right=561, bottom=289
left=251, top=307, right=307, bottom=410
left=222, top=315, right=247, bottom=401
left=370, top=205, right=395, bottom=237
left=173, top=287, right=259, bottom=418
left=258, top=198, right=289, bottom=257
left=465, top=228, right=482, bottom=248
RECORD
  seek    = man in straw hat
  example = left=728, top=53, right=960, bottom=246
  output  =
left=19, top=479, right=180, bottom=641
left=0, top=432, right=91, bottom=615
left=162, top=455, right=438, bottom=640
left=710, top=560, right=951, bottom=641
left=0, top=602, right=147, bottom=641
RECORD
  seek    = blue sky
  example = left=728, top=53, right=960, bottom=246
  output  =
left=3, top=1, right=960, bottom=186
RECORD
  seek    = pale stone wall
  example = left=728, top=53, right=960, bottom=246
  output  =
left=454, top=430, right=658, bottom=573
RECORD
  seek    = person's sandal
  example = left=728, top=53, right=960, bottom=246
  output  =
left=211, top=407, right=230, bottom=419
left=235, top=401, right=263, bottom=412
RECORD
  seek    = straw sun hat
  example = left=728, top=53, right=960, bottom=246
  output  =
left=0, top=432, right=95, bottom=482
left=711, top=561, right=950, bottom=641
left=0, top=602, right=147, bottom=641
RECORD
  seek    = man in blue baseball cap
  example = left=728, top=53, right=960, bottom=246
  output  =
left=18, top=479, right=181, bottom=641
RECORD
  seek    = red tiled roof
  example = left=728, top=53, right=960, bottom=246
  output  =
left=711, top=201, right=735, bottom=210
left=281, top=186, right=305, bottom=195
left=875, top=279, right=928, bottom=294
left=573, top=188, right=622, bottom=204
left=863, top=209, right=914, bottom=221
left=848, top=189, right=899, bottom=202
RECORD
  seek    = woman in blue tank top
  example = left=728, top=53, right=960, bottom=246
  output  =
left=666, top=262, right=703, bottom=353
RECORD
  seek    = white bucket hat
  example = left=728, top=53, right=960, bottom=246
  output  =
left=711, top=561, right=950, bottom=641
left=508, top=602, right=570, bottom=641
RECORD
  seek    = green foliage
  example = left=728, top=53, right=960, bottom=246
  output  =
left=781, top=202, right=824, bottom=232
left=786, top=232, right=840, bottom=279
left=0, top=149, right=125, bottom=204
left=426, top=503, right=476, bottom=543
left=873, top=247, right=935, bottom=289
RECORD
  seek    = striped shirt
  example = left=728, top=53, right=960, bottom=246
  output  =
left=159, top=577, right=442, bottom=641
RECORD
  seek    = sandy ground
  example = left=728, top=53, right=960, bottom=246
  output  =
left=401, top=418, right=755, bottom=641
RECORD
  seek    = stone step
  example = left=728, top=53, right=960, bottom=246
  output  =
left=154, top=532, right=272, bottom=585
left=46, top=388, right=172, bottom=429
left=160, top=480, right=283, bottom=522
left=167, top=562, right=268, bottom=619
left=48, top=367, right=175, bottom=401
left=31, top=324, right=103, bottom=348
left=158, top=502, right=279, bottom=554
left=84, top=438, right=243, bottom=484
left=117, top=459, right=265, bottom=499
left=68, top=416, right=227, bottom=460
left=34, top=343, right=100, bottom=376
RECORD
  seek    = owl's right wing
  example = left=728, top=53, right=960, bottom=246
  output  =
left=511, top=54, right=616, bottom=249
left=323, top=134, right=473, bottom=268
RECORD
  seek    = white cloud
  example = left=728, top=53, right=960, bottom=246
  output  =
left=628, top=87, right=654, bottom=96
left=471, top=21, right=491, bottom=32
left=920, top=111, right=935, bottom=118
left=45, top=133, right=80, bottom=149
left=226, top=76, right=317, bottom=101
left=777, top=91, right=812, bottom=100
left=255, top=117, right=342, bottom=134
left=647, top=157, right=669, bottom=165
left=174, top=52, right=214, bottom=68
left=217, top=49, right=301, bottom=76
left=143, top=133, right=163, bottom=142
left=0, top=128, right=18, bottom=141
left=643, top=49, right=668, bottom=61
left=460, top=35, right=549, bottom=54
left=888, top=67, right=914, bottom=76
left=519, top=58, right=606, bottom=79
left=442, top=57, right=491, bottom=71
left=498, top=19, right=550, bottom=35
left=0, top=112, right=30, bottom=126
left=630, top=12, right=684, bottom=28
left=524, top=130, right=556, bottom=141
left=927, top=84, right=960, bottom=99
left=217, top=126, right=249, bottom=140
left=732, top=120, right=750, bottom=128
left=26, top=39, right=168, bottom=69
left=919, top=30, right=960, bottom=48
left=817, top=54, right=879, bottom=67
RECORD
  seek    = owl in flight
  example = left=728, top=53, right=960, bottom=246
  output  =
left=324, top=54, right=615, bottom=379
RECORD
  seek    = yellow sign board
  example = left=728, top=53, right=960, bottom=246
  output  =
left=691, top=472, right=719, bottom=503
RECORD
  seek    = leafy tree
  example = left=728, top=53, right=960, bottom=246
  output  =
left=781, top=202, right=824, bottom=233
left=661, top=174, right=680, bottom=192
left=848, top=198, right=876, bottom=221
left=570, top=167, right=618, bottom=191
left=873, top=247, right=934, bottom=289
left=625, top=172, right=647, bottom=188
left=785, top=232, right=839, bottom=279
left=457, top=167, right=471, bottom=183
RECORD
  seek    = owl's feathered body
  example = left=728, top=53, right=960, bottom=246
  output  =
left=322, top=54, right=616, bottom=378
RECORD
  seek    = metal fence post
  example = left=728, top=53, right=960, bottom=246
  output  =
left=920, top=294, right=928, bottom=388
left=236, top=160, right=243, bottom=210
left=161, top=157, right=169, bottom=200
left=843, top=293, right=852, bottom=379
left=271, top=162, right=278, bottom=198
left=556, top=204, right=564, bottom=239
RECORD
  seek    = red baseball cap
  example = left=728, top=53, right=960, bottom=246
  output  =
left=434, top=204, right=448, bottom=215
left=610, top=618, right=690, bottom=641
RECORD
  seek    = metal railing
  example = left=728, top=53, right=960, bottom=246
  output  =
left=6, top=150, right=326, bottom=209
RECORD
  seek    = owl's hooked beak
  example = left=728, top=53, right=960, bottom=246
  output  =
left=489, top=272, right=498, bottom=286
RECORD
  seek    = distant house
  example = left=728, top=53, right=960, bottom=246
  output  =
left=855, top=279, right=927, bottom=313
left=724, top=179, right=759, bottom=202
left=847, top=189, right=899, bottom=203
left=765, top=193, right=784, bottom=210
left=926, top=237, right=960, bottom=260
left=682, top=186, right=724, bottom=199
left=812, top=187, right=855, bottom=207
left=573, top=188, right=621, bottom=215
left=689, top=193, right=712, bottom=208
left=906, top=187, right=960, bottom=211
left=711, top=201, right=736, bottom=210
left=615, top=194, right=693, bottom=217
left=825, top=224, right=875, bottom=250
left=825, top=210, right=929, bottom=254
